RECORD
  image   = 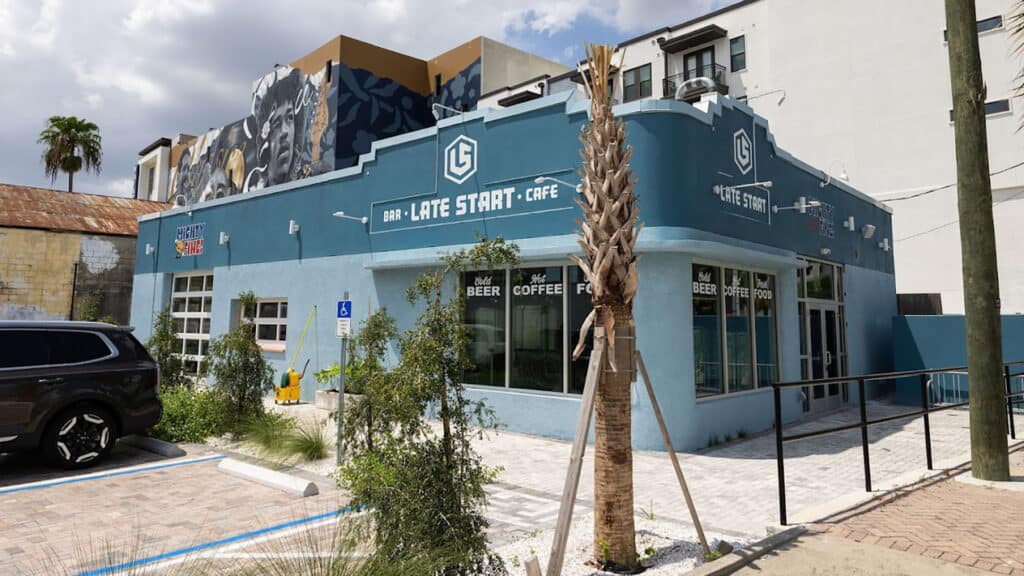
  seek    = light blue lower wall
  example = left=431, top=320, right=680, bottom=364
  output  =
left=129, top=241, right=892, bottom=452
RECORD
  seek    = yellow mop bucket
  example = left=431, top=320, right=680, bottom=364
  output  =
left=274, top=306, right=316, bottom=405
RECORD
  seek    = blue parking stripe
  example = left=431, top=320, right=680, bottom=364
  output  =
left=74, top=507, right=356, bottom=576
left=0, top=454, right=225, bottom=495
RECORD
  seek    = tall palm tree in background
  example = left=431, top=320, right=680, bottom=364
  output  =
left=571, top=43, right=642, bottom=570
left=38, top=116, right=102, bottom=193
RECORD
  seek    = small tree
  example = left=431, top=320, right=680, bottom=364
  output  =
left=205, top=291, right=275, bottom=429
left=340, top=237, right=519, bottom=575
left=343, top=308, right=400, bottom=453
left=146, top=306, right=189, bottom=389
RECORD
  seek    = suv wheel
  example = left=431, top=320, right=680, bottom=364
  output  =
left=42, top=405, right=116, bottom=469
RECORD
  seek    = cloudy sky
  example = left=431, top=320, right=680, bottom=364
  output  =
left=0, top=0, right=734, bottom=197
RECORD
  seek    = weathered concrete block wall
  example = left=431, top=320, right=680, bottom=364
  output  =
left=0, top=228, right=138, bottom=324
left=0, top=227, right=79, bottom=320
left=75, top=235, right=137, bottom=324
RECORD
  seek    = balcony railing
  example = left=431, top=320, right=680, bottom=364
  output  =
left=663, top=64, right=729, bottom=100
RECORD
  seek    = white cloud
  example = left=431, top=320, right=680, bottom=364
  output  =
left=73, top=60, right=166, bottom=105
left=104, top=177, right=136, bottom=197
left=28, top=0, right=60, bottom=50
left=123, top=0, right=214, bottom=33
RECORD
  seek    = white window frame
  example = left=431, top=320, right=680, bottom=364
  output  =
left=170, top=271, right=213, bottom=376
left=243, top=298, right=288, bottom=353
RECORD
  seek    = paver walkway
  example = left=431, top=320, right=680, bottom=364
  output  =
left=810, top=447, right=1024, bottom=574
left=476, top=402, right=1019, bottom=542
left=0, top=447, right=346, bottom=575
left=734, top=533, right=988, bottom=575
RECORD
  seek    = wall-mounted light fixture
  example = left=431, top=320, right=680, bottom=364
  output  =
left=879, top=238, right=891, bottom=252
left=534, top=176, right=582, bottom=193
left=772, top=196, right=821, bottom=214
left=820, top=247, right=832, bottom=256
left=288, top=219, right=300, bottom=235
left=219, top=231, right=230, bottom=245
left=861, top=224, right=877, bottom=239
left=431, top=103, right=464, bottom=120
left=843, top=216, right=856, bottom=231
left=145, top=243, right=155, bottom=255
left=819, top=161, right=849, bottom=188
left=333, top=211, right=368, bottom=225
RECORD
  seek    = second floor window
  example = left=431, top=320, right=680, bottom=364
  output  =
left=623, top=64, right=651, bottom=102
left=730, top=36, right=746, bottom=71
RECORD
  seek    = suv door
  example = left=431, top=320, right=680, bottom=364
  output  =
left=0, top=330, right=55, bottom=447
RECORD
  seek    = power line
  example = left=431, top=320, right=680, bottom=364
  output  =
left=884, top=160, right=1024, bottom=202
left=896, top=187, right=1024, bottom=242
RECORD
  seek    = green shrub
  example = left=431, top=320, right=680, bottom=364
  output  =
left=242, top=411, right=297, bottom=455
left=146, top=307, right=189, bottom=389
left=287, top=419, right=331, bottom=461
left=149, top=386, right=229, bottom=443
left=205, top=291, right=275, bottom=431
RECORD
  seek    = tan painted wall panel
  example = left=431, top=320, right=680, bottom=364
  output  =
left=481, top=38, right=570, bottom=95
left=0, top=228, right=80, bottom=320
left=427, top=37, right=482, bottom=88
left=291, top=35, right=431, bottom=95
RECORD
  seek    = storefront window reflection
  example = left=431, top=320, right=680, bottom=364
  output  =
left=569, top=267, right=593, bottom=394
left=754, top=273, right=778, bottom=386
left=510, top=267, right=564, bottom=393
left=725, top=269, right=753, bottom=392
left=693, top=264, right=778, bottom=398
left=692, top=264, right=723, bottom=397
left=464, top=270, right=506, bottom=387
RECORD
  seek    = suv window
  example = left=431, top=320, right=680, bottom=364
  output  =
left=49, top=331, right=113, bottom=364
left=0, top=330, right=51, bottom=369
left=106, top=331, right=151, bottom=362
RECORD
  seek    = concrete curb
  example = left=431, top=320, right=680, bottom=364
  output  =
left=690, top=526, right=806, bottom=576
left=120, top=435, right=187, bottom=458
left=217, top=457, right=319, bottom=497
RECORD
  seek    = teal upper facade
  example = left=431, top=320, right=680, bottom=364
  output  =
left=135, top=93, right=894, bottom=275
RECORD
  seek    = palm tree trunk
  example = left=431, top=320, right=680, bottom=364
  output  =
left=945, top=0, right=1010, bottom=481
left=594, top=314, right=637, bottom=568
left=67, top=170, right=74, bottom=194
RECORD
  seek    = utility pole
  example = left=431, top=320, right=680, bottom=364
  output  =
left=945, top=0, right=1010, bottom=481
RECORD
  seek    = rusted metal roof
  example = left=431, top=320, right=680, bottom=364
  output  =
left=0, top=183, right=170, bottom=237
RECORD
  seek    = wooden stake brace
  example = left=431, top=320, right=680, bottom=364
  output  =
left=545, top=338, right=710, bottom=575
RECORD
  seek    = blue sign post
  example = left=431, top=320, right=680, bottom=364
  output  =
left=336, top=295, right=352, bottom=464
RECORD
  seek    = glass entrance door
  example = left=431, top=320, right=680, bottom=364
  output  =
left=805, top=303, right=844, bottom=412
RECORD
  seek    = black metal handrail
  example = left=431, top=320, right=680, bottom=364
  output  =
left=663, top=64, right=727, bottom=98
left=772, top=362, right=1024, bottom=525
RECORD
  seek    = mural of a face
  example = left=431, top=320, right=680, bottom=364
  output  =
left=268, top=98, right=296, bottom=182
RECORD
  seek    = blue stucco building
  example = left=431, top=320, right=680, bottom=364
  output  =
left=130, top=92, right=897, bottom=451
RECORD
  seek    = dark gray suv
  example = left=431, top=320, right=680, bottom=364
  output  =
left=0, top=322, right=162, bottom=468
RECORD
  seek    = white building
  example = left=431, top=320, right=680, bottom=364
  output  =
left=496, top=0, right=1022, bottom=313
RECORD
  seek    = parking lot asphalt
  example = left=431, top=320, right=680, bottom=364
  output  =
left=0, top=443, right=347, bottom=575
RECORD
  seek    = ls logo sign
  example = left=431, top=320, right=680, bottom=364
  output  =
left=733, top=129, right=753, bottom=175
left=444, top=135, right=478, bottom=184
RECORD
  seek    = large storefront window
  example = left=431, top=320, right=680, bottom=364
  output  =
left=464, top=270, right=506, bottom=387
left=692, top=264, right=778, bottom=397
left=569, top=267, right=593, bottom=394
left=754, top=273, right=778, bottom=387
left=170, top=272, right=213, bottom=376
left=724, top=269, right=753, bottom=392
left=692, top=264, right=723, bottom=397
left=510, top=267, right=564, bottom=393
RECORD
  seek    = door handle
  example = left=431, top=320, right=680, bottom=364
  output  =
left=37, top=377, right=64, bottom=384
left=824, top=351, right=832, bottom=367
